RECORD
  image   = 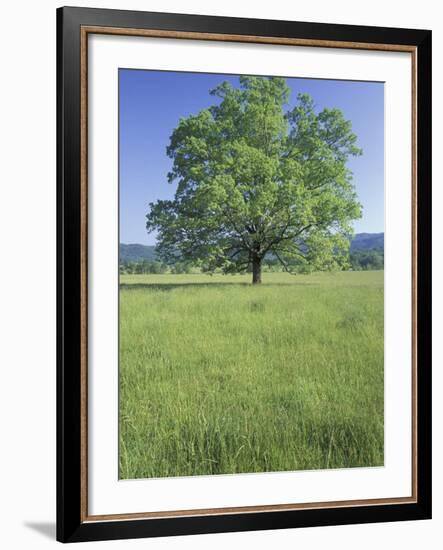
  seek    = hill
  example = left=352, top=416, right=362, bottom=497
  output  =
left=120, top=233, right=384, bottom=263
left=350, top=233, right=384, bottom=251
left=120, top=243, right=157, bottom=262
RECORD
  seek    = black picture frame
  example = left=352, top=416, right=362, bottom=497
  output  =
left=57, top=6, right=432, bottom=543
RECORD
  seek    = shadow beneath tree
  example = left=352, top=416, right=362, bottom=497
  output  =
left=119, top=281, right=319, bottom=292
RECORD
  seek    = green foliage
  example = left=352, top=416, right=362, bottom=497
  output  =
left=147, top=77, right=362, bottom=282
left=350, top=249, right=384, bottom=270
left=120, top=260, right=168, bottom=275
left=119, top=271, right=384, bottom=478
left=170, top=261, right=193, bottom=274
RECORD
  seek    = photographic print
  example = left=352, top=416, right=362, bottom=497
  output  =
left=118, top=70, right=385, bottom=480
left=57, top=9, right=431, bottom=541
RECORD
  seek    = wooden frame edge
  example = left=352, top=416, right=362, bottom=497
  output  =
left=84, top=496, right=416, bottom=523
left=80, top=25, right=89, bottom=524
left=82, top=25, right=417, bottom=52
left=411, top=48, right=418, bottom=502
left=78, top=23, right=421, bottom=526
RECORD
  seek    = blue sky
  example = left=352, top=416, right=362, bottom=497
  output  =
left=119, top=69, right=384, bottom=245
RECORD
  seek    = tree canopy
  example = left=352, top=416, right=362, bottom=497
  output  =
left=146, top=76, right=362, bottom=283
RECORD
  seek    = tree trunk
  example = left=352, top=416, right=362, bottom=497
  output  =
left=252, top=256, right=262, bottom=284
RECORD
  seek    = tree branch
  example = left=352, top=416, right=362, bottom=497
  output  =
left=273, top=250, right=298, bottom=276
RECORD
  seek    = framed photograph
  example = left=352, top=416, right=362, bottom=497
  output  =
left=57, top=6, right=432, bottom=543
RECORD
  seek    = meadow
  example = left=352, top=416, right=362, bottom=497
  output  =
left=119, top=271, right=384, bottom=479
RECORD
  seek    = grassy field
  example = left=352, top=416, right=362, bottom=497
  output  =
left=119, top=271, right=384, bottom=479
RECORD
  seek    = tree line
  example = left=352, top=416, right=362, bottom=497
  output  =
left=349, top=249, right=384, bottom=271
left=120, top=260, right=192, bottom=275
left=120, top=248, right=384, bottom=275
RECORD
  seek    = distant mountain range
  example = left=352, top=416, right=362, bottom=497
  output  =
left=120, top=233, right=384, bottom=263
left=120, top=243, right=158, bottom=262
left=349, top=232, right=384, bottom=251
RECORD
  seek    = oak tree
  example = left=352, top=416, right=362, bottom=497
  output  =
left=146, top=77, right=362, bottom=283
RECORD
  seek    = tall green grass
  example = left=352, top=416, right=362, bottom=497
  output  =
left=119, top=271, right=384, bottom=479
